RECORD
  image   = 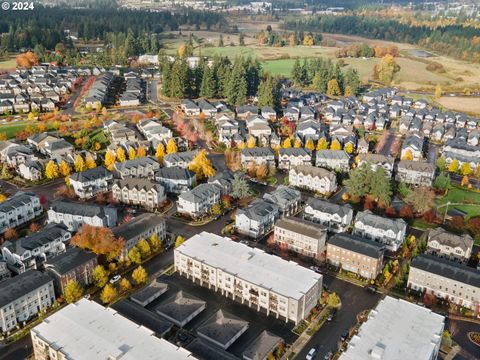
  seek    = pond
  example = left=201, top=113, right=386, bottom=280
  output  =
left=410, top=49, right=435, bottom=58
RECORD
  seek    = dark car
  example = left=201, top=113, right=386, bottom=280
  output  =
left=340, top=331, right=349, bottom=342
left=366, top=285, right=377, bottom=294
left=327, top=310, right=336, bottom=322
left=164, top=243, right=174, bottom=251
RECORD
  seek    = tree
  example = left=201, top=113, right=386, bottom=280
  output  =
left=369, top=167, right=392, bottom=205
left=132, top=266, right=148, bottom=286
left=257, top=74, right=281, bottom=110
left=74, top=155, right=86, bottom=172
left=256, top=163, right=268, bottom=179
left=218, top=34, right=224, bottom=47
left=434, top=84, right=442, bottom=99
left=188, top=149, right=215, bottom=179
left=128, top=246, right=142, bottom=264
left=175, top=235, right=185, bottom=248
left=105, top=151, right=116, bottom=171
left=282, top=138, right=292, bottom=148
left=305, top=138, right=315, bottom=150
left=461, top=162, right=472, bottom=176
left=116, top=147, right=126, bottom=162
left=92, top=265, right=109, bottom=288
left=399, top=205, right=414, bottom=218
left=374, top=55, right=400, bottom=85
left=211, top=203, right=222, bottom=215
left=294, top=139, right=302, bottom=148
left=155, top=143, right=165, bottom=164
left=128, top=147, right=136, bottom=160
left=149, top=234, right=162, bottom=253
left=59, top=160, right=71, bottom=177
left=247, top=161, right=257, bottom=177
left=100, top=284, right=118, bottom=304
left=64, top=280, right=84, bottom=303
left=327, top=79, right=341, bottom=96
left=0, top=165, right=12, bottom=180
left=448, top=159, right=459, bottom=173
left=166, top=138, right=177, bottom=154
left=402, top=149, right=413, bottom=160
left=330, top=139, right=342, bottom=150
left=461, top=175, right=469, bottom=187
left=45, top=160, right=59, bottom=179
left=433, top=172, right=451, bottom=191
left=120, top=278, right=132, bottom=293
left=4, top=228, right=18, bottom=240
left=316, top=137, right=328, bottom=150
left=436, top=156, right=446, bottom=172
left=247, top=137, right=257, bottom=148
left=231, top=173, right=251, bottom=199
left=405, top=186, right=435, bottom=214
left=71, top=225, right=125, bottom=259
left=85, top=153, right=96, bottom=169
left=137, top=239, right=151, bottom=258
left=344, top=143, right=353, bottom=154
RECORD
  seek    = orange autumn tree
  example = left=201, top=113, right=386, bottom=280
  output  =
left=16, top=51, right=39, bottom=68
left=71, top=225, right=124, bottom=260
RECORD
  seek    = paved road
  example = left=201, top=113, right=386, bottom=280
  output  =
left=377, top=129, right=396, bottom=156
left=0, top=178, right=64, bottom=202
left=447, top=318, right=480, bottom=359
left=61, top=79, right=84, bottom=115
left=297, top=275, right=381, bottom=360
left=427, top=142, right=439, bottom=165
left=0, top=335, right=31, bottom=360
left=147, top=80, right=159, bottom=105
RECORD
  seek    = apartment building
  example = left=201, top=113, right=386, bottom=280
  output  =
left=177, top=183, right=222, bottom=218
left=408, top=254, right=480, bottom=314
left=31, top=299, right=196, bottom=360
left=341, top=296, right=445, bottom=360
left=395, top=160, right=436, bottom=187
left=154, top=166, right=196, bottom=194
left=45, top=247, right=98, bottom=295
left=353, top=210, right=407, bottom=252
left=327, top=233, right=385, bottom=279
left=288, top=165, right=337, bottom=195
left=47, top=200, right=118, bottom=231
left=1, top=223, right=70, bottom=274
left=69, top=166, right=113, bottom=199
left=113, top=156, right=160, bottom=179
left=0, top=270, right=55, bottom=333
left=175, top=232, right=323, bottom=324
left=112, top=178, right=166, bottom=210
left=278, top=148, right=312, bottom=170
left=427, top=228, right=474, bottom=263
left=303, top=198, right=354, bottom=232
left=274, top=217, right=327, bottom=259
left=112, top=213, right=166, bottom=257
left=0, top=192, right=42, bottom=234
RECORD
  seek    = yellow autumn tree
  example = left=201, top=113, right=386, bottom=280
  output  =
left=461, top=162, right=472, bottom=176
left=74, top=155, right=86, bottom=172
left=45, top=160, right=59, bottom=179
left=330, top=139, right=342, bottom=150
left=128, top=147, right=136, bottom=160
left=303, top=33, right=314, bottom=46
left=105, top=151, right=116, bottom=171
left=155, top=143, right=165, bottom=163
left=448, top=159, right=459, bottom=173
left=85, top=154, right=96, bottom=169
left=345, top=142, right=354, bottom=154
left=137, top=146, right=146, bottom=158
left=402, top=149, right=413, bottom=161
left=282, top=138, right=292, bottom=148
left=59, top=160, right=71, bottom=177
left=166, top=139, right=177, bottom=154
left=247, top=137, right=256, bottom=148
left=434, top=84, right=442, bottom=99
left=327, top=79, right=341, bottom=97
left=305, top=138, right=315, bottom=150
left=116, top=147, right=126, bottom=162
left=316, top=137, right=328, bottom=150
left=188, top=149, right=216, bottom=179
left=294, top=139, right=302, bottom=148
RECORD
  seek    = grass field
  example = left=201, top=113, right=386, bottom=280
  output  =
left=436, top=187, right=480, bottom=219
left=0, top=59, right=16, bottom=70
left=0, top=121, right=30, bottom=138
left=436, top=96, right=480, bottom=115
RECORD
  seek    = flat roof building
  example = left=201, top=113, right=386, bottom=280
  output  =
left=175, top=232, right=322, bottom=324
left=31, top=299, right=197, bottom=360
left=340, top=296, right=445, bottom=360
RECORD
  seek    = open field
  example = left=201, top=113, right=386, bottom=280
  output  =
left=0, top=58, right=16, bottom=71
left=0, top=121, right=30, bottom=138
left=436, top=96, right=480, bottom=115
left=436, top=187, right=480, bottom=219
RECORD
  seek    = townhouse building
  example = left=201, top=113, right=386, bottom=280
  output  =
left=358, top=153, right=395, bottom=176
left=18, top=160, right=43, bottom=182
left=274, top=217, right=327, bottom=259
left=240, top=148, right=275, bottom=168
left=278, top=148, right=312, bottom=170
left=0, top=192, right=42, bottom=234
left=427, top=228, right=474, bottom=263
left=327, top=233, right=385, bottom=279
left=154, top=166, right=196, bottom=194
left=401, top=134, right=424, bottom=160
left=315, top=150, right=350, bottom=172
left=111, top=178, right=166, bottom=210
left=45, top=247, right=98, bottom=295
left=1, top=223, right=70, bottom=274
left=353, top=210, right=407, bottom=252
left=408, top=254, right=480, bottom=314
left=236, top=199, right=280, bottom=239
left=163, top=151, right=198, bottom=168
left=263, top=186, right=301, bottom=216
left=303, top=199, right=354, bottom=233
left=177, top=183, right=222, bottom=218
left=395, top=160, right=436, bottom=187
left=0, top=270, right=55, bottom=333
left=47, top=200, right=118, bottom=231
left=69, top=166, right=113, bottom=199
left=288, top=165, right=337, bottom=195
left=175, top=232, right=323, bottom=324
left=112, top=213, right=166, bottom=258
left=113, top=156, right=160, bottom=179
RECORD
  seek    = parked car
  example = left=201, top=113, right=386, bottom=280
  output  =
left=340, top=331, right=349, bottom=342
left=324, top=351, right=333, bottom=360
left=366, top=285, right=377, bottom=294
left=306, top=347, right=317, bottom=360
left=165, top=243, right=174, bottom=251
left=109, top=275, right=121, bottom=284
left=240, top=240, right=249, bottom=245
left=309, top=266, right=322, bottom=274
left=327, top=310, right=336, bottom=322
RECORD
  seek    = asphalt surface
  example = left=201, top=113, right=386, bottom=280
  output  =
left=447, top=319, right=480, bottom=359
left=0, top=178, right=64, bottom=201
left=296, top=275, right=382, bottom=360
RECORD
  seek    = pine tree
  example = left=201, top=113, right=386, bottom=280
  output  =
left=45, top=160, right=59, bottom=179
left=257, top=74, right=281, bottom=110
left=291, top=58, right=302, bottom=86
left=218, top=34, right=224, bottom=47
left=199, top=65, right=216, bottom=98
left=327, top=79, right=341, bottom=97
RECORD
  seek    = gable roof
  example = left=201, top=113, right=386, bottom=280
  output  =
left=427, top=228, right=474, bottom=252
left=328, top=232, right=385, bottom=259
left=355, top=210, right=406, bottom=233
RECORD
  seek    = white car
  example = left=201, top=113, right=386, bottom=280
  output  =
left=306, top=347, right=317, bottom=360
left=109, top=275, right=121, bottom=284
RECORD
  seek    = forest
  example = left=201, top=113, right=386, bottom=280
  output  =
left=282, top=15, right=480, bottom=62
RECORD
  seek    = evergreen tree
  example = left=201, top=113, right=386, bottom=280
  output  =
left=200, top=65, right=216, bottom=98
left=291, top=59, right=302, bottom=86
left=257, top=74, right=281, bottom=110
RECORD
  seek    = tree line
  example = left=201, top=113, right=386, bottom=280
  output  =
left=281, top=14, right=480, bottom=62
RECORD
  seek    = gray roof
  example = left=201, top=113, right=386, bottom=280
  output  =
left=291, top=165, right=336, bottom=181
left=237, top=199, right=279, bottom=221
left=275, top=217, right=327, bottom=238
left=397, top=160, right=436, bottom=173
left=0, top=192, right=38, bottom=214
left=242, top=330, right=282, bottom=360
left=263, top=186, right=301, bottom=209
left=154, top=166, right=195, bottom=181
left=46, top=247, right=97, bottom=276
left=315, top=150, right=350, bottom=161
left=411, top=254, right=480, bottom=288
left=4, top=223, right=68, bottom=255
left=163, top=151, right=198, bottom=165
left=306, top=198, right=353, bottom=217
left=279, top=148, right=312, bottom=157
left=114, top=156, right=159, bottom=172
left=49, top=200, right=116, bottom=218
left=428, top=228, right=474, bottom=252
left=403, top=134, right=424, bottom=151
left=178, top=183, right=221, bottom=203
left=45, top=139, right=73, bottom=151
left=355, top=210, right=406, bottom=233
left=0, top=270, right=53, bottom=308
left=358, top=153, right=394, bottom=166
left=155, top=291, right=206, bottom=326
left=241, top=147, right=274, bottom=158
left=113, top=178, right=163, bottom=193
left=112, top=213, right=165, bottom=241
left=69, top=166, right=110, bottom=182
left=197, top=310, right=249, bottom=348
left=328, top=232, right=385, bottom=259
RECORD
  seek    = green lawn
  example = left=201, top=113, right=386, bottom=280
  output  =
left=262, top=59, right=297, bottom=76
left=435, top=187, right=480, bottom=219
left=0, top=58, right=16, bottom=70
left=0, top=122, right=29, bottom=139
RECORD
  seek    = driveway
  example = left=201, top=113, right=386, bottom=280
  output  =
left=296, top=275, right=381, bottom=360
left=447, top=319, right=480, bottom=359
